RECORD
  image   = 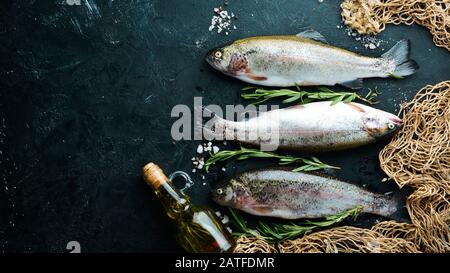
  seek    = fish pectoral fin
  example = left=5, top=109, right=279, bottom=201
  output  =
left=296, top=29, right=328, bottom=44
left=246, top=73, right=268, bottom=81
left=251, top=205, right=273, bottom=214
left=340, top=78, right=363, bottom=89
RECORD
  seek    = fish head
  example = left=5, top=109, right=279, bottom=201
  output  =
left=211, top=178, right=251, bottom=208
left=205, top=44, right=236, bottom=75
left=362, top=108, right=403, bottom=139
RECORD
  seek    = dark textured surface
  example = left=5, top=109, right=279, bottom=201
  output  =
left=0, top=0, right=449, bottom=252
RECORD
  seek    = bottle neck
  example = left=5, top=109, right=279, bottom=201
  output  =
left=159, top=180, right=189, bottom=205
left=142, top=162, right=191, bottom=217
left=155, top=180, right=191, bottom=217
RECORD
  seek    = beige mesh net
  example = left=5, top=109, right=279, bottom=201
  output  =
left=341, top=0, right=450, bottom=51
left=233, top=81, right=450, bottom=253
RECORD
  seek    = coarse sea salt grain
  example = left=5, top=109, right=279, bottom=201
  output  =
left=197, top=145, right=203, bottom=154
left=341, top=26, right=385, bottom=50
left=209, top=5, right=237, bottom=35
left=221, top=215, right=229, bottom=224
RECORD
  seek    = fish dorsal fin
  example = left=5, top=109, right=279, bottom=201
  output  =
left=296, top=29, right=328, bottom=44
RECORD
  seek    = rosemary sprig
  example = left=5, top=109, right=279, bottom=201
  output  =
left=203, top=146, right=339, bottom=172
left=228, top=208, right=260, bottom=238
left=229, top=206, right=363, bottom=242
left=241, top=86, right=379, bottom=105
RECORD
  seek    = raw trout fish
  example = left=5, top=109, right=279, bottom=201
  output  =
left=202, top=101, right=402, bottom=152
left=212, top=169, right=402, bottom=219
left=206, top=30, right=419, bottom=89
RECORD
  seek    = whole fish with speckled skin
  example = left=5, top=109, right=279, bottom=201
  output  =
left=212, top=169, right=403, bottom=219
left=206, top=30, right=419, bottom=89
left=202, top=101, right=402, bottom=152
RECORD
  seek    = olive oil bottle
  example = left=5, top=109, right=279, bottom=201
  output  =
left=142, top=162, right=235, bottom=253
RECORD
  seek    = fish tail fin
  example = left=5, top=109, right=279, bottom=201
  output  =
left=194, top=106, right=228, bottom=141
left=381, top=39, right=419, bottom=79
left=382, top=190, right=411, bottom=223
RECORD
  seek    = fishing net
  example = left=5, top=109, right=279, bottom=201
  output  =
left=233, top=235, right=279, bottom=253
left=379, top=81, right=450, bottom=252
left=233, top=81, right=450, bottom=253
left=340, top=0, right=450, bottom=51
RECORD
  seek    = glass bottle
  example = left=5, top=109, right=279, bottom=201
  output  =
left=142, top=162, right=235, bottom=253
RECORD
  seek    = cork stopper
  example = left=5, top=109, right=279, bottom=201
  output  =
left=142, top=162, right=169, bottom=189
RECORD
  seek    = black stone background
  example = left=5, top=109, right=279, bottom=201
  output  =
left=0, top=0, right=449, bottom=252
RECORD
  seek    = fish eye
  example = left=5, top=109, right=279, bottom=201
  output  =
left=388, top=123, right=395, bottom=130
left=216, top=188, right=223, bottom=195
left=214, top=51, right=222, bottom=58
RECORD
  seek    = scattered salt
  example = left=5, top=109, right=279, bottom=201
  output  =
left=209, top=5, right=237, bottom=35
left=191, top=142, right=223, bottom=173
left=342, top=26, right=385, bottom=50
